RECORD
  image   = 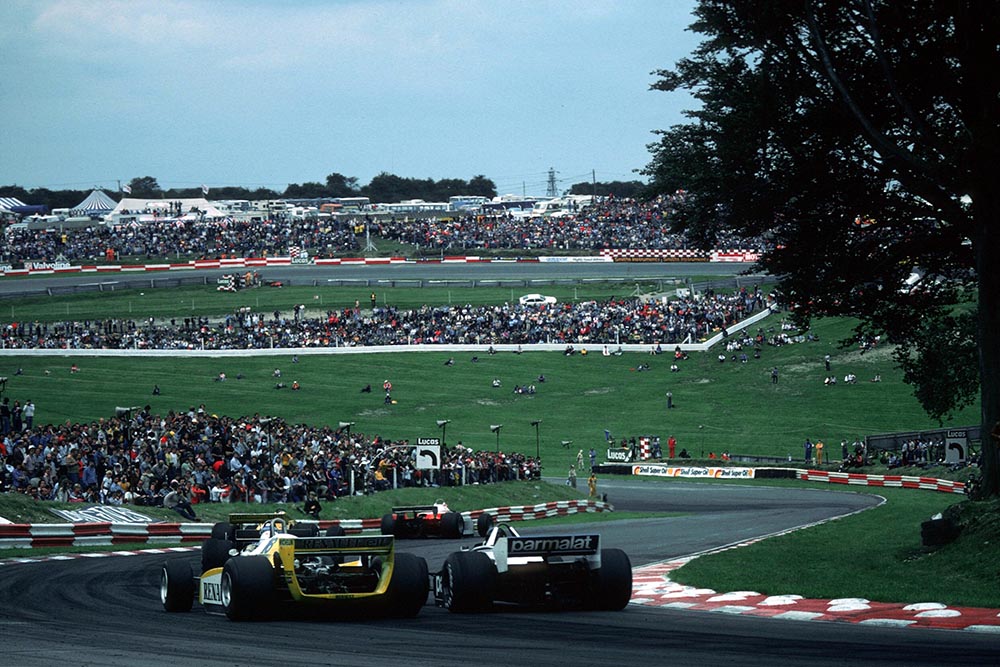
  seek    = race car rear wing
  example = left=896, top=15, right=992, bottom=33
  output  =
left=493, top=534, right=602, bottom=573
left=390, top=505, right=439, bottom=514
left=286, top=534, right=394, bottom=557
left=227, top=511, right=289, bottom=526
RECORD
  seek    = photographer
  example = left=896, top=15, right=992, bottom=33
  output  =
left=163, top=479, right=199, bottom=522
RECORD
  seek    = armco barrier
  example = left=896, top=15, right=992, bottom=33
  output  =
left=0, top=499, right=607, bottom=549
left=597, top=463, right=966, bottom=495
left=796, top=469, right=966, bottom=494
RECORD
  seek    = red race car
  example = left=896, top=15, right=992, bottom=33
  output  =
left=381, top=501, right=466, bottom=539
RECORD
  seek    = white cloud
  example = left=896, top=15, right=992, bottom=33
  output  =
left=34, top=0, right=214, bottom=47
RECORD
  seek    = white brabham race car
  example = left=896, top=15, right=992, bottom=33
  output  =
left=160, top=512, right=428, bottom=620
left=433, top=523, right=632, bottom=612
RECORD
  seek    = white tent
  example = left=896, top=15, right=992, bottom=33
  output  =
left=0, top=197, right=27, bottom=212
left=109, top=197, right=226, bottom=220
left=71, top=189, right=117, bottom=216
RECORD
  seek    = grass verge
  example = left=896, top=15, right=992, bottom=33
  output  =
left=671, top=486, right=999, bottom=609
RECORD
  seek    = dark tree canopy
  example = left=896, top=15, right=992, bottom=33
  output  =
left=646, top=0, right=999, bottom=495
left=127, top=176, right=161, bottom=196
left=325, top=173, right=361, bottom=198
left=568, top=180, right=649, bottom=199
left=360, top=173, right=497, bottom=203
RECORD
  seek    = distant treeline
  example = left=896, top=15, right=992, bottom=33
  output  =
left=1, top=172, right=650, bottom=210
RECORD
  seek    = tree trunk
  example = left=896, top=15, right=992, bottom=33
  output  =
left=975, top=191, right=999, bottom=497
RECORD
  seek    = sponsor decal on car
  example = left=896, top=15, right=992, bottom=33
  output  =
left=507, top=535, right=598, bottom=555
left=200, top=572, right=224, bottom=607
left=292, top=536, right=393, bottom=550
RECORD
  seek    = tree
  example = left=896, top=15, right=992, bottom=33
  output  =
left=325, top=173, right=360, bottom=198
left=282, top=181, right=328, bottom=198
left=468, top=175, right=498, bottom=199
left=362, top=172, right=411, bottom=203
left=568, top=180, right=648, bottom=199
left=127, top=176, right=161, bottom=196
left=645, top=1, right=998, bottom=495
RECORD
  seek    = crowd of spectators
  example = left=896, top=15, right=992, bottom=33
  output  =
left=2, top=217, right=360, bottom=265
left=0, top=287, right=769, bottom=351
left=375, top=194, right=765, bottom=251
left=2, top=195, right=766, bottom=265
left=0, top=406, right=540, bottom=518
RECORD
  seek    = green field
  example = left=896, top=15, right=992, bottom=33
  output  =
left=0, top=314, right=976, bottom=465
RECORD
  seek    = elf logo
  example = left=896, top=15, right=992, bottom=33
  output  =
left=202, top=581, right=222, bottom=603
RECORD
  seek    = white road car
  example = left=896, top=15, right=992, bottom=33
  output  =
left=519, top=293, right=557, bottom=306
left=433, top=523, right=632, bottom=612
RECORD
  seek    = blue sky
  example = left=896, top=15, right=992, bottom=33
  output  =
left=1, top=0, right=700, bottom=196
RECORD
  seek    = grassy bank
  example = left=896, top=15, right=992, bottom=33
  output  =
left=0, top=316, right=977, bottom=463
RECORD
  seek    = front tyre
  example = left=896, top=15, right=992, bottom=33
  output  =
left=221, top=556, right=275, bottom=621
left=160, top=559, right=195, bottom=612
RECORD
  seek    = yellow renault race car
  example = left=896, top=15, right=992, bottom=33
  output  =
left=160, top=512, right=428, bottom=620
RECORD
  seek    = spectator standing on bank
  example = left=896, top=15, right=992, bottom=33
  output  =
left=588, top=472, right=598, bottom=498
left=771, top=367, right=779, bottom=384
left=0, top=398, right=10, bottom=435
left=22, top=399, right=35, bottom=430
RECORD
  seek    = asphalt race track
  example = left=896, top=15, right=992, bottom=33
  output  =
left=0, top=260, right=754, bottom=298
left=2, top=479, right=996, bottom=667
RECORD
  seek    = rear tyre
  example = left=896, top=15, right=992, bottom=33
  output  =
left=325, top=525, right=346, bottom=537
left=201, top=537, right=234, bottom=572
left=440, top=551, right=496, bottom=613
left=590, top=548, right=632, bottom=610
left=476, top=513, right=494, bottom=538
left=211, top=521, right=234, bottom=541
left=380, top=513, right=396, bottom=536
left=221, top=556, right=275, bottom=621
left=160, top=559, right=195, bottom=612
left=386, top=553, right=429, bottom=617
left=289, top=523, right=319, bottom=537
left=441, top=512, right=465, bottom=539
